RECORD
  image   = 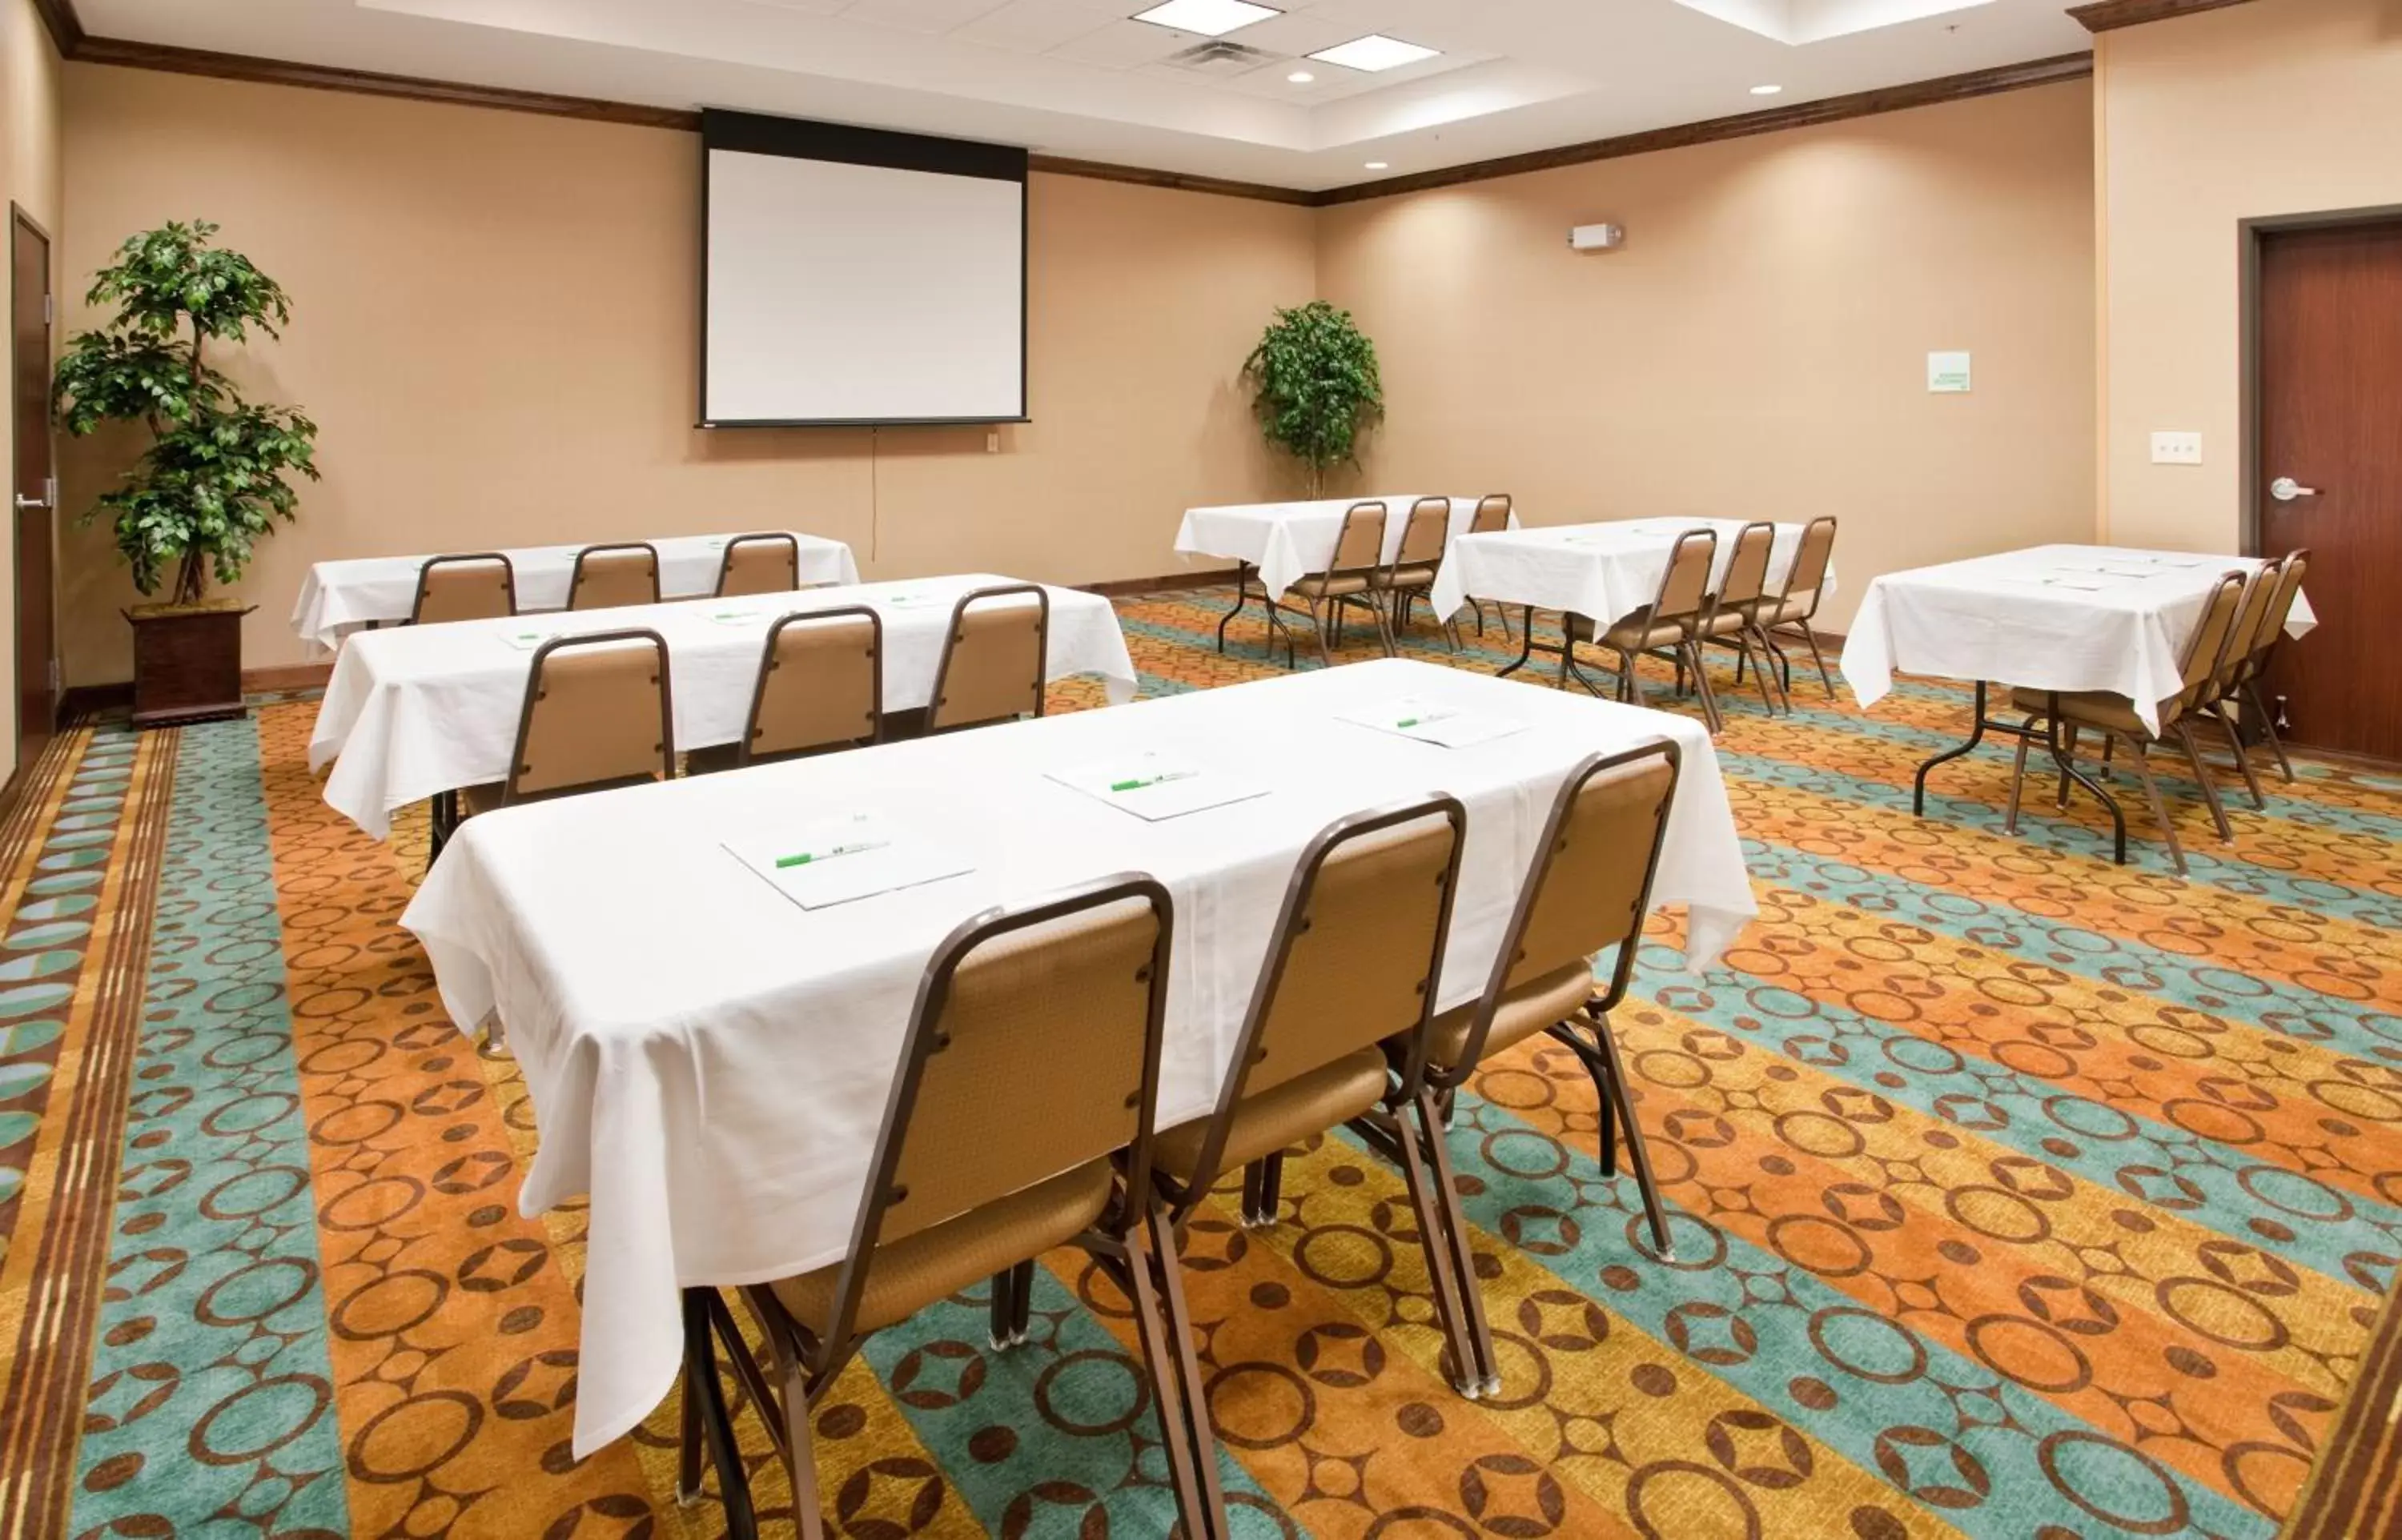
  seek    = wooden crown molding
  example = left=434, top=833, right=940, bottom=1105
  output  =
left=56, top=21, right=2094, bottom=209
left=2067, top=0, right=2257, bottom=34
left=1318, top=51, right=2094, bottom=206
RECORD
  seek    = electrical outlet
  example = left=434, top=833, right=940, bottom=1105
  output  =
left=2150, top=431, right=2203, bottom=466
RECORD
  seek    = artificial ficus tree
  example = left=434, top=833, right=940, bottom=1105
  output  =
left=51, top=220, right=319, bottom=607
left=1243, top=300, right=1383, bottom=497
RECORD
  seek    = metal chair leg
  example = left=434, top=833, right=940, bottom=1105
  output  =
left=2174, top=721, right=2233, bottom=841
left=1386, top=1106, right=1485, bottom=1398
left=2006, top=715, right=2038, bottom=835
left=1120, top=1228, right=1222, bottom=1540
left=2055, top=724, right=2079, bottom=810
left=2124, top=736, right=2187, bottom=876
left=990, top=1266, right=1018, bottom=1350
left=1143, top=1206, right=1231, bottom=1537
left=2212, top=704, right=2267, bottom=809
left=1797, top=620, right=1836, bottom=700
left=1412, top=1087, right=1500, bottom=1395
left=2243, top=681, right=2297, bottom=783
left=1583, top=1012, right=1676, bottom=1261
left=681, top=1289, right=759, bottom=1536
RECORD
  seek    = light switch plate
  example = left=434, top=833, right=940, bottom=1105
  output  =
left=2151, top=431, right=2203, bottom=466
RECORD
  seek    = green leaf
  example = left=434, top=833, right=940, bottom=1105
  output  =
left=1242, top=300, right=1382, bottom=494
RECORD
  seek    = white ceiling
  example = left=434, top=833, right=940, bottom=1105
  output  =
left=76, top=0, right=2092, bottom=190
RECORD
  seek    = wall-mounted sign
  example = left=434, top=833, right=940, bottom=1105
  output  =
left=1927, top=351, right=1972, bottom=393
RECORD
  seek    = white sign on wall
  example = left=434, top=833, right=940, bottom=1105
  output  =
left=1927, top=351, right=1972, bottom=393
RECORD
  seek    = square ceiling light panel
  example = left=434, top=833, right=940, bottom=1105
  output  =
left=1308, top=34, right=1440, bottom=72
left=1132, top=0, right=1280, bottom=37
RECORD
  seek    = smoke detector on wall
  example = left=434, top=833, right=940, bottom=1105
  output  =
left=1569, top=223, right=1625, bottom=252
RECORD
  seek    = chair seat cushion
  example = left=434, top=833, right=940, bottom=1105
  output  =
left=769, top=1160, right=1114, bottom=1337
left=1154, top=1048, right=1389, bottom=1182
left=1380, top=564, right=1438, bottom=590
left=1291, top=573, right=1373, bottom=599
left=683, top=743, right=741, bottom=776
left=1569, top=612, right=1683, bottom=652
left=1424, top=962, right=1595, bottom=1072
left=1765, top=594, right=1815, bottom=627
left=460, top=783, right=507, bottom=816
left=1700, top=608, right=1755, bottom=638
left=2008, top=687, right=2157, bottom=736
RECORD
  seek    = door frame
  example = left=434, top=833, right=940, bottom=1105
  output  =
left=2236, top=201, right=2402, bottom=555
left=9, top=201, right=56, bottom=771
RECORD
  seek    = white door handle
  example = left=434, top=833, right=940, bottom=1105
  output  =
left=13, top=493, right=48, bottom=511
left=2269, top=476, right=2318, bottom=503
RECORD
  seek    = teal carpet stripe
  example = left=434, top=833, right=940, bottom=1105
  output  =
left=1633, top=940, right=2401, bottom=1294
left=70, top=719, right=350, bottom=1537
left=1747, top=835, right=2402, bottom=1068
left=1718, top=749, right=2402, bottom=929
left=1393, top=1097, right=2278, bottom=1538
left=853, top=1261, right=1295, bottom=1534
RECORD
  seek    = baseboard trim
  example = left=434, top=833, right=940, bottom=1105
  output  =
left=1078, top=568, right=1238, bottom=597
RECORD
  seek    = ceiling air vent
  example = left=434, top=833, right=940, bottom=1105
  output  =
left=1163, top=39, right=1279, bottom=77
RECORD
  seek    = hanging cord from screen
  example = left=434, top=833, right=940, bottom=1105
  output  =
left=870, top=426, right=881, bottom=564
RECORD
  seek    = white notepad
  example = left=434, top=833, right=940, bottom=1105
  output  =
left=499, top=627, right=562, bottom=651
left=1047, top=753, right=1269, bottom=822
left=705, top=608, right=765, bottom=627
left=725, top=814, right=974, bottom=910
left=1338, top=697, right=1528, bottom=749
left=877, top=591, right=946, bottom=611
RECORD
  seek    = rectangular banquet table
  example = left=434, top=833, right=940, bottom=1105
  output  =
left=308, top=574, right=1135, bottom=839
left=290, top=530, right=861, bottom=651
left=1426, top=517, right=1829, bottom=633
left=1840, top=543, right=2316, bottom=857
left=400, top=657, right=1757, bottom=1456
left=1175, top=495, right=1512, bottom=650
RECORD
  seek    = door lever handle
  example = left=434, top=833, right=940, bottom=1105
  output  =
left=2269, top=476, right=2319, bottom=503
left=13, top=493, right=50, bottom=511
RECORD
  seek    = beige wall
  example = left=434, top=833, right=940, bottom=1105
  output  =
left=1316, top=81, right=2098, bottom=634
left=2, top=0, right=61, bottom=775
left=57, top=64, right=1315, bottom=680
left=2098, top=0, right=2402, bottom=554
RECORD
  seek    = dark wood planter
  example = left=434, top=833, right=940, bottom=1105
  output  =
left=126, top=600, right=254, bottom=729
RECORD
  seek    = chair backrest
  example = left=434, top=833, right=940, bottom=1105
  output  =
left=506, top=630, right=676, bottom=800
left=930, top=584, right=1049, bottom=731
left=568, top=543, right=661, bottom=611
left=1328, top=503, right=1388, bottom=574
left=1715, top=522, right=1777, bottom=611
left=743, top=607, right=882, bottom=764
left=410, top=553, right=516, bottom=625
left=2173, top=572, right=2252, bottom=712
left=2243, top=547, right=2310, bottom=679
left=1781, top=517, right=1837, bottom=608
left=1471, top=495, right=1512, bottom=535
left=1646, top=527, right=1718, bottom=629
left=1456, top=742, right=1681, bottom=1072
left=716, top=533, right=801, bottom=598
left=822, top=876, right=1173, bottom=1344
left=2212, top=559, right=2282, bottom=694
left=1397, top=498, right=1451, bottom=567
left=1177, top=797, right=1464, bottom=1195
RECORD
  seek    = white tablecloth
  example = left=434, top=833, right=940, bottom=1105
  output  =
left=308, top=575, right=1136, bottom=839
left=400, top=657, right=1755, bottom=1457
left=1841, top=545, right=2316, bottom=735
left=1175, top=495, right=1512, bottom=601
left=290, top=531, right=860, bottom=652
left=1427, top=518, right=1830, bottom=628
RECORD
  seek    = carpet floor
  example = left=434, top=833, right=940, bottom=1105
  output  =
left=1, top=585, right=2397, bottom=1539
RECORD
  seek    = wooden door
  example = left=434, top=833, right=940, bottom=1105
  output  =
left=10, top=210, right=54, bottom=775
left=2259, top=219, right=2402, bottom=761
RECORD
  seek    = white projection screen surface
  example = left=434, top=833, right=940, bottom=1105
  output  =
left=701, top=111, right=1028, bottom=427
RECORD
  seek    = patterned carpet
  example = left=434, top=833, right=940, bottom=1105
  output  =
left=1, top=584, right=2397, bottom=1539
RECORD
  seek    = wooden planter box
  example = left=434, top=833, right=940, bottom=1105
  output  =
left=127, top=599, right=253, bottom=729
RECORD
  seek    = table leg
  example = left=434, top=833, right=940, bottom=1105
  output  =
left=2039, top=697, right=2128, bottom=864
left=1912, top=680, right=1993, bottom=816
left=1213, top=563, right=1260, bottom=654
left=1495, top=605, right=1539, bottom=678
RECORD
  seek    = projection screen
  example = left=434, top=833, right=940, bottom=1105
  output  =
left=701, top=110, right=1028, bottom=427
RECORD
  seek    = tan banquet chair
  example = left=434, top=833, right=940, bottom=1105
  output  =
left=677, top=876, right=1227, bottom=1540
left=685, top=607, right=883, bottom=774
left=408, top=552, right=516, bottom=624
left=1761, top=516, right=1838, bottom=700
left=1380, top=496, right=1460, bottom=652
left=1268, top=501, right=1392, bottom=668
left=715, top=532, right=802, bottom=597
left=1148, top=796, right=1492, bottom=1398
left=1466, top=494, right=1513, bottom=641
left=2218, top=548, right=2311, bottom=788
left=568, top=542, right=662, bottom=610
left=929, top=584, right=1049, bottom=732
left=1565, top=527, right=1723, bottom=731
left=2184, top=557, right=2286, bottom=811
left=1698, top=520, right=1788, bottom=717
left=460, top=629, right=677, bottom=817
left=2005, top=570, right=2250, bottom=876
left=1384, top=741, right=1683, bottom=1395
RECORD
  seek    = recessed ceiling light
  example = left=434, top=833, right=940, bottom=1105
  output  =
left=1287, top=70, right=1315, bottom=83
left=1131, top=0, right=1279, bottom=38
left=1309, top=34, right=1439, bottom=72
left=1364, top=161, right=1388, bottom=170
left=1750, top=83, right=1784, bottom=95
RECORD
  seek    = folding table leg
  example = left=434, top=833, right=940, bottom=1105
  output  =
left=1912, top=680, right=1991, bottom=816
left=681, top=1289, right=757, bottom=1537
